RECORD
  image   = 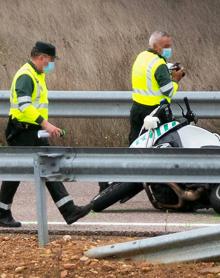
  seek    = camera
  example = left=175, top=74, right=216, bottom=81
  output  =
left=167, top=62, right=185, bottom=77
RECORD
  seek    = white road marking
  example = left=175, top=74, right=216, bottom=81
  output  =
left=21, top=221, right=220, bottom=227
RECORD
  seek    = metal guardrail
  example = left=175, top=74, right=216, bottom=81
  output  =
left=1, top=146, right=220, bottom=246
left=0, top=91, right=220, bottom=118
left=34, top=147, right=220, bottom=184
left=2, top=147, right=220, bottom=183
left=85, top=225, right=220, bottom=263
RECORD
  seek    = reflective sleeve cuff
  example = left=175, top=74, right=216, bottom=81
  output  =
left=19, top=102, right=32, bottom=111
left=18, top=96, right=32, bottom=103
left=160, top=82, right=174, bottom=97
left=161, top=81, right=178, bottom=98
left=160, top=82, right=173, bottom=93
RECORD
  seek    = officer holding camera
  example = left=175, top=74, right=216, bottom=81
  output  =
left=129, top=31, right=185, bottom=145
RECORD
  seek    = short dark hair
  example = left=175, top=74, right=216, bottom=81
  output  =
left=30, top=46, right=42, bottom=58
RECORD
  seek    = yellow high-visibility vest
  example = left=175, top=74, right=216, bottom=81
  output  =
left=132, top=51, right=178, bottom=106
left=9, top=63, right=48, bottom=124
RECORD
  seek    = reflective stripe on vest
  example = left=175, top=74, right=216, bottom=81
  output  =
left=146, top=56, right=161, bottom=95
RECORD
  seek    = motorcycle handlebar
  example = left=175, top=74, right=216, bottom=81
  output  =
left=183, top=97, right=197, bottom=123
left=184, top=97, right=191, bottom=113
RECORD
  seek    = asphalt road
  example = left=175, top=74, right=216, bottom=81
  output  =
left=2, top=182, right=220, bottom=236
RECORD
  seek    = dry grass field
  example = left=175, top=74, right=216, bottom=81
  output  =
left=0, top=0, right=219, bottom=146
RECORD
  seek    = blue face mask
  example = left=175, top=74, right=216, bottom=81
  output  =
left=43, top=62, right=55, bottom=74
left=162, top=48, right=172, bottom=59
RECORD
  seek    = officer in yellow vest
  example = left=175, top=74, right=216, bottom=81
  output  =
left=0, top=41, right=93, bottom=227
left=129, top=31, right=185, bottom=144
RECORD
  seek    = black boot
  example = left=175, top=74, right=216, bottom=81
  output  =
left=60, top=201, right=94, bottom=225
left=0, top=210, right=21, bottom=228
left=65, top=203, right=94, bottom=225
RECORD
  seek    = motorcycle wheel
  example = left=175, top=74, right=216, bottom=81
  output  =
left=93, top=182, right=144, bottom=212
left=146, top=184, right=197, bottom=212
left=209, top=184, right=220, bottom=214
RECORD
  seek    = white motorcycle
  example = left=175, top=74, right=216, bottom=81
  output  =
left=93, top=97, right=220, bottom=213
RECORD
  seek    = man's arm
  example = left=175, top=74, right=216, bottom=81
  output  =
left=154, top=64, right=178, bottom=98
left=15, top=74, right=44, bottom=124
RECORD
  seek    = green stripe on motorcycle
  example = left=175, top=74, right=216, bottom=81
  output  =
left=135, top=138, right=140, bottom=145
left=164, top=124, right=169, bottom=131
left=172, top=121, right=177, bottom=127
left=156, top=128, right=161, bottom=136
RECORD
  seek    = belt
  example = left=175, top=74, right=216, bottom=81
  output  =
left=8, top=116, right=41, bottom=131
left=133, top=101, right=158, bottom=109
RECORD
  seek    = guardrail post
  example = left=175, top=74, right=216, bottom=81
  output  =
left=34, top=155, right=49, bottom=246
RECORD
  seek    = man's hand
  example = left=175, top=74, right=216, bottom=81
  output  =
left=41, top=120, right=62, bottom=138
left=172, top=68, right=185, bottom=82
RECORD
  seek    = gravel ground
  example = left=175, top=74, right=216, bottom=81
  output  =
left=0, top=233, right=219, bottom=278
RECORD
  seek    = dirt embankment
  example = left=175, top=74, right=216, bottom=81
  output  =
left=0, top=234, right=219, bottom=278
left=0, top=0, right=219, bottom=145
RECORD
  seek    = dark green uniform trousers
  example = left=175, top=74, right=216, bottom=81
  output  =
left=0, top=119, right=74, bottom=220
left=129, top=101, right=158, bottom=145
